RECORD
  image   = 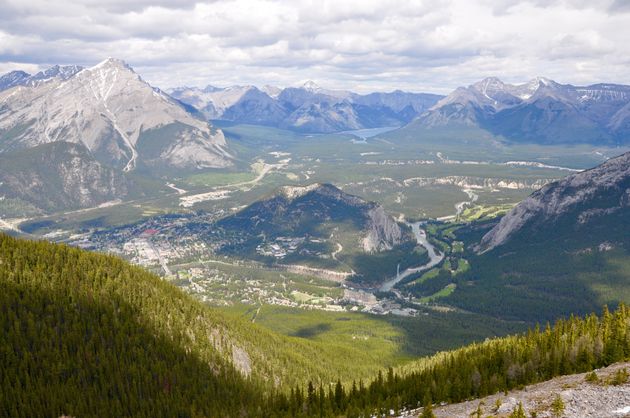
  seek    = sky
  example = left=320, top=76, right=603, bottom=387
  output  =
left=1, top=0, right=630, bottom=93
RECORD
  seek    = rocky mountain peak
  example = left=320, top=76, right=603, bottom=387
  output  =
left=0, top=58, right=233, bottom=173
left=301, top=80, right=321, bottom=91
left=473, top=77, right=506, bottom=93
left=92, top=57, right=132, bottom=71
left=0, top=70, right=31, bottom=91
left=279, top=183, right=327, bottom=200
left=30, top=64, right=84, bottom=83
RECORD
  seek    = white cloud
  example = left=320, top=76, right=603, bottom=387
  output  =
left=0, top=0, right=629, bottom=93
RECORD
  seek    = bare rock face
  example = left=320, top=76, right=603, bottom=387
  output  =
left=363, top=205, right=404, bottom=252
left=479, top=151, right=630, bottom=252
left=0, top=58, right=232, bottom=172
left=403, top=362, right=630, bottom=418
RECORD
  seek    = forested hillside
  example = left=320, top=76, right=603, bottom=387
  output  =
left=268, top=305, right=630, bottom=416
left=0, top=234, right=402, bottom=416
left=2, top=234, right=629, bottom=417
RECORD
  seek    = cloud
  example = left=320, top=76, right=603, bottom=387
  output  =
left=0, top=0, right=629, bottom=93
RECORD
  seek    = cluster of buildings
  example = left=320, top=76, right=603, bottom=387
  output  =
left=255, top=236, right=305, bottom=258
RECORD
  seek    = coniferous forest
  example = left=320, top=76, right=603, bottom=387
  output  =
left=1, top=233, right=629, bottom=417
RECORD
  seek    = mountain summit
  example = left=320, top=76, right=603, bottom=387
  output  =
left=0, top=58, right=233, bottom=173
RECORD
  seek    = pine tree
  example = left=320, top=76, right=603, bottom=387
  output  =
left=550, top=395, right=564, bottom=417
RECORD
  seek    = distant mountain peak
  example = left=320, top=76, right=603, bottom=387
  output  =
left=0, top=70, right=31, bottom=91
left=30, top=64, right=84, bottom=83
left=202, top=84, right=222, bottom=93
left=91, top=57, right=132, bottom=72
left=473, top=76, right=506, bottom=91
left=301, top=80, right=321, bottom=91
left=531, top=76, right=553, bottom=86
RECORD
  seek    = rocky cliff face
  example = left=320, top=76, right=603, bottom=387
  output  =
left=362, top=205, right=404, bottom=252
left=479, top=151, right=630, bottom=252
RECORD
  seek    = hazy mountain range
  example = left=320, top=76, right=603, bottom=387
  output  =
left=417, top=77, right=630, bottom=144
left=171, top=76, right=630, bottom=143
left=169, top=82, right=442, bottom=133
left=3, top=58, right=630, bottom=214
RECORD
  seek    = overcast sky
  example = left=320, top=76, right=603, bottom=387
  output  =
left=1, top=0, right=630, bottom=93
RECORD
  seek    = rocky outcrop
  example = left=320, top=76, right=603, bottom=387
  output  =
left=363, top=205, right=404, bottom=252
left=479, top=151, right=630, bottom=252
left=401, top=362, right=630, bottom=418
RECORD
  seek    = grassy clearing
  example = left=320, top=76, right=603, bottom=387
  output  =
left=220, top=302, right=527, bottom=367
left=459, top=204, right=515, bottom=222
left=419, top=283, right=457, bottom=303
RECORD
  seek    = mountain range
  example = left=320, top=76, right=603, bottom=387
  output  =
left=3, top=59, right=630, bottom=216
left=0, top=65, right=83, bottom=90
left=0, top=58, right=232, bottom=213
left=416, top=77, right=630, bottom=144
left=169, top=82, right=443, bottom=133
left=171, top=76, right=630, bottom=143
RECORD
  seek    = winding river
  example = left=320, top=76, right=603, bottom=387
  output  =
left=379, top=221, right=444, bottom=292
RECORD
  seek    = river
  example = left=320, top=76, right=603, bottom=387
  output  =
left=379, top=221, right=444, bottom=292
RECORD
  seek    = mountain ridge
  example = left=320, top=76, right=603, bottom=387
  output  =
left=479, top=150, right=630, bottom=252
left=417, top=76, right=630, bottom=144
left=0, top=58, right=233, bottom=172
left=169, top=82, right=442, bottom=133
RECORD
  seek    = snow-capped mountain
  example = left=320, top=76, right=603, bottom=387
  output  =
left=0, top=58, right=232, bottom=172
left=416, top=77, right=630, bottom=144
left=169, top=82, right=442, bottom=133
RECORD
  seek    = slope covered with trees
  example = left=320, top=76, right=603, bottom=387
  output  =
left=270, top=305, right=630, bottom=416
left=2, top=233, right=629, bottom=417
left=0, top=233, right=404, bottom=416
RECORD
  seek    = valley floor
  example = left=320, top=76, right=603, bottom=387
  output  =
left=400, top=362, right=630, bottom=418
